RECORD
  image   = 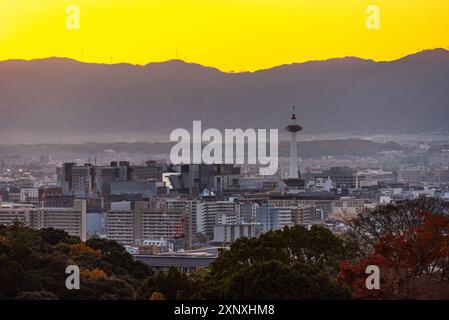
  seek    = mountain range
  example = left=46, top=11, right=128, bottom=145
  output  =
left=0, top=49, right=448, bottom=143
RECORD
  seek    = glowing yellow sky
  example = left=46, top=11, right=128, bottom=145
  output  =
left=1, top=0, right=448, bottom=71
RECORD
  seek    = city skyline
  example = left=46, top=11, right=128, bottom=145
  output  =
left=1, top=0, right=449, bottom=304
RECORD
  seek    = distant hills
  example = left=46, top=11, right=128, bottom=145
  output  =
left=0, top=139, right=409, bottom=159
left=0, top=49, right=448, bottom=143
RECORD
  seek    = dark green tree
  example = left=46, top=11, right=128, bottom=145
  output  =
left=137, top=267, right=194, bottom=300
left=198, top=225, right=357, bottom=299
left=0, top=224, right=152, bottom=300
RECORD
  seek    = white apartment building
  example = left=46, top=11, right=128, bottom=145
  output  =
left=256, top=205, right=292, bottom=234
left=0, top=200, right=87, bottom=241
left=107, top=201, right=187, bottom=246
left=107, top=201, right=134, bottom=245
left=331, top=197, right=365, bottom=215
left=236, top=201, right=258, bottom=223
left=197, top=200, right=235, bottom=238
left=398, top=165, right=427, bottom=184
left=0, top=202, right=34, bottom=225
left=213, top=223, right=258, bottom=243
left=19, top=187, right=39, bottom=203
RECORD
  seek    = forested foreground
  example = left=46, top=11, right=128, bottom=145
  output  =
left=1, top=198, right=449, bottom=300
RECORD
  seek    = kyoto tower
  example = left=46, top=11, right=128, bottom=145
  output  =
left=285, top=105, right=302, bottom=179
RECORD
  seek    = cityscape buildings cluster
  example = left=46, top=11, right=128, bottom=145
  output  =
left=1, top=112, right=449, bottom=272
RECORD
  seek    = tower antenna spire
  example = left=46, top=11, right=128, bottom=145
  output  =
left=291, top=99, right=297, bottom=120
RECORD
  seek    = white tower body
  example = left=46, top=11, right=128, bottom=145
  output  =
left=285, top=106, right=302, bottom=179
left=290, top=129, right=298, bottom=179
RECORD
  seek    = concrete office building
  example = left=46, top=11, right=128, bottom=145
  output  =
left=236, top=201, right=258, bottom=223
left=107, top=200, right=188, bottom=247
left=268, top=193, right=338, bottom=219
left=311, top=167, right=361, bottom=188
left=256, top=205, right=292, bottom=234
left=164, top=198, right=198, bottom=233
left=213, top=223, right=258, bottom=243
left=0, top=200, right=87, bottom=241
left=291, top=205, right=323, bottom=224
left=138, top=202, right=187, bottom=244
left=38, top=186, right=75, bottom=208
left=57, top=161, right=166, bottom=196
left=32, top=199, right=87, bottom=241
left=0, top=202, right=34, bottom=226
left=106, top=201, right=134, bottom=244
left=19, top=187, right=39, bottom=203
left=331, top=197, right=365, bottom=215
left=168, top=164, right=240, bottom=196
left=398, top=165, right=427, bottom=185
left=197, top=200, right=235, bottom=238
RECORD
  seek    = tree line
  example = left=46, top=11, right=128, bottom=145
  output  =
left=1, top=197, right=448, bottom=299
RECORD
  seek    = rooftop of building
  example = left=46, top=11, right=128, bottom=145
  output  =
left=0, top=202, right=35, bottom=209
left=134, top=254, right=216, bottom=268
left=269, top=192, right=338, bottom=200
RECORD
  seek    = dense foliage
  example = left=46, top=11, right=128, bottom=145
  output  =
left=339, top=198, right=449, bottom=299
left=1, top=198, right=449, bottom=300
left=137, top=226, right=358, bottom=300
left=347, top=197, right=447, bottom=250
left=0, top=223, right=152, bottom=299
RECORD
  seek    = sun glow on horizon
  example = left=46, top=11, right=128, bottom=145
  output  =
left=1, top=0, right=448, bottom=72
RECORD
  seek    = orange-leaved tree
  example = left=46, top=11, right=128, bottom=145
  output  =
left=338, top=211, right=449, bottom=299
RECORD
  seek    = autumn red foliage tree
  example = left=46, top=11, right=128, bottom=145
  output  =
left=338, top=211, right=449, bottom=299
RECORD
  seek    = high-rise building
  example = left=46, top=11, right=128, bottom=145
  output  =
left=32, top=199, right=87, bottom=241
left=291, top=205, right=322, bottom=224
left=130, top=160, right=165, bottom=183
left=256, top=205, right=292, bottom=234
left=197, top=199, right=235, bottom=238
left=106, top=201, right=134, bottom=244
left=19, top=187, right=39, bottom=203
left=398, top=165, right=427, bottom=184
left=163, top=198, right=199, bottom=248
left=57, top=161, right=168, bottom=212
left=268, top=193, right=338, bottom=219
left=168, top=164, right=240, bottom=196
left=0, top=202, right=34, bottom=226
left=38, top=186, right=75, bottom=208
left=236, top=201, right=258, bottom=223
left=107, top=200, right=189, bottom=248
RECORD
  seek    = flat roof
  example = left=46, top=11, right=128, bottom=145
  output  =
left=134, top=255, right=216, bottom=268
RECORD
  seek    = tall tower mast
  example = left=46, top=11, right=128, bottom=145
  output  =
left=285, top=105, right=302, bottom=179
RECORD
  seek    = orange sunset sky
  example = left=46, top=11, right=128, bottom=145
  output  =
left=0, top=0, right=448, bottom=71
